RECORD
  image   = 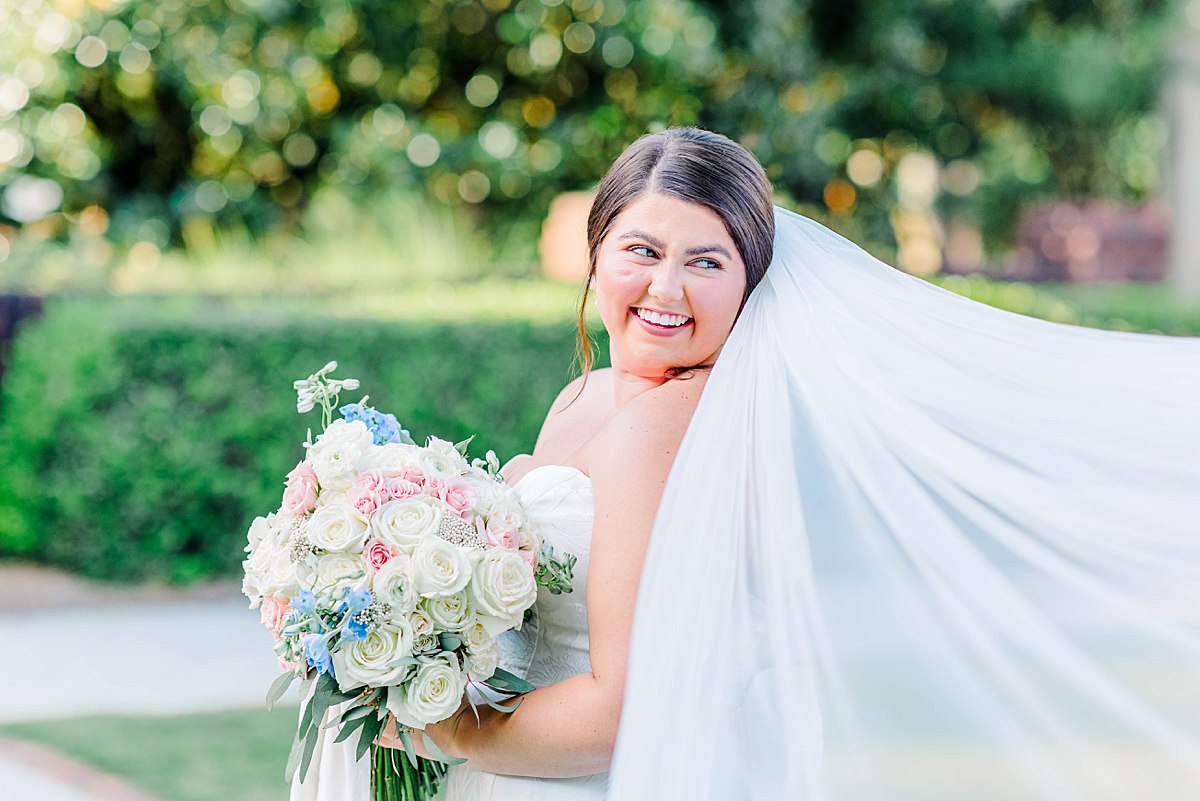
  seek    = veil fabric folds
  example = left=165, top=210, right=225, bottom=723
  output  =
left=607, top=207, right=1200, bottom=800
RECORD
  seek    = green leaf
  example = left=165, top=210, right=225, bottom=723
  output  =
left=421, top=729, right=467, bottom=765
left=356, top=714, right=384, bottom=761
left=265, top=670, right=296, bottom=713
left=298, top=723, right=320, bottom=783
left=332, top=702, right=376, bottom=727
left=453, top=435, right=475, bottom=456
left=333, top=711, right=371, bottom=744
left=298, top=694, right=316, bottom=741
left=483, top=695, right=523, bottom=714
left=484, top=668, right=534, bottom=694
left=283, top=732, right=304, bottom=782
left=438, top=632, right=463, bottom=651
left=397, top=727, right=420, bottom=771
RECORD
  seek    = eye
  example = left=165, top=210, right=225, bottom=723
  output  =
left=692, top=258, right=723, bottom=271
left=628, top=245, right=658, bottom=259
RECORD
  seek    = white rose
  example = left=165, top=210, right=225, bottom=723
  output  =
left=372, top=553, right=418, bottom=613
left=306, top=419, right=374, bottom=490
left=409, top=609, right=434, bottom=637
left=466, top=642, right=501, bottom=682
left=386, top=653, right=466, bottom=728
left=360, top=443, right=422, bottom=472
left=331, top=617, right=416, bottom=692
left=242, top=514, right=302, bottom=603
left=461, top=621, right=492, bottom=653
left=371, top=498, right=443, bottom=552
left=314, top=553, right=368, bottom=592
left=421, top=591, right=475, bottom=633
left=412, top=534, right=472, bottom=598
left=469, top=549, right=537, bottom=636
left=308, top=503, right=369, bottom=553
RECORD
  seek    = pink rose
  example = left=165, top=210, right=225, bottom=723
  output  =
left=347, top=486, right=384, bottom=520
left=281, top=460, right=319, bottom=515
left=352, top=469, right=388, bottom=493
left=399, top=465, right=425, bottom=484
left=364, top=538, right=396, bottom=571
left=422, top=476, right=448, bottom=501
left=259, top=596, right=289, bottom=637
left=383, top=477, right=422, bottom=499
left=485, top=521, right=520, bottom=551
left=441, top=480, right=477, bottom=519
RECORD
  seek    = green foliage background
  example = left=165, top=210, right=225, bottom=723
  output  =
left=0, top=294, right=607, bottom=581
left=0, top=0, right=1180, bottom=288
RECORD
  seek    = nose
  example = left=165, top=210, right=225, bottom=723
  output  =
left=647, top=260, right=684, bottom=304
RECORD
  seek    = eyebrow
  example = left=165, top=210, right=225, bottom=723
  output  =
left=617, top=230, right=733, bottom=260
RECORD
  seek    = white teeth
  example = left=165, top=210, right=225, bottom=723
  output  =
left=636, top=308, right=691, bottom=327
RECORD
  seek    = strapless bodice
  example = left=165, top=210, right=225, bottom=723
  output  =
left=442, top=464, right=609, bottom=800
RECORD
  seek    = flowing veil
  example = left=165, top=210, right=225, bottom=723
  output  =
left=607, top=206, right=1200, bottom=800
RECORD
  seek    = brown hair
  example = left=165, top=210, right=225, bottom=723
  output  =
left=574, top=127, right=775, bottom=384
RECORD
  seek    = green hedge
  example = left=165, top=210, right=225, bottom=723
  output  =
left=0, top=296, right=603, bottom=582
left=1, top=282, right=1196, bottom=584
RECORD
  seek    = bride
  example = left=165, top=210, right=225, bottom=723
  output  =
left=302, top=127, right=1200, bottom=800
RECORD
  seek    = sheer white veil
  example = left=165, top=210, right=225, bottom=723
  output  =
left=607, top=206, right=1200, bottom=800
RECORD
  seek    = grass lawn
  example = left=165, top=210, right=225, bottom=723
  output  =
left=0, top=706, right=300, bottom=801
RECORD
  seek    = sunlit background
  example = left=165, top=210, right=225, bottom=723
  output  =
left=2, top=1, right=1200, bottom=800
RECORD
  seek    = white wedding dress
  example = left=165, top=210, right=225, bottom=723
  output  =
left=292, top=462, right=608, bottom=801
left=443, top=463, right=609, bottom=800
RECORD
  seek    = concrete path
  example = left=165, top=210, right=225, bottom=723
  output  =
left=0, top=565, right=286, bottom=800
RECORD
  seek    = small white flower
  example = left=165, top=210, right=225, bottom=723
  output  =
left=373, top=552, right=418, bottom=613
left=306, top=419, right=373, bottom=490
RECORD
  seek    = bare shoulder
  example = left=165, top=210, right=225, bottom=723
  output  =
left=586, top=375, right=706, bottom=485
left=531, top=367, right=615, bottom=459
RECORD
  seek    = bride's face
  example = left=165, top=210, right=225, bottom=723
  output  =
left=594, top=192, right=747, bottom=380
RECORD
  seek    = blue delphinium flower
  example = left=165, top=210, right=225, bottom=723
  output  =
left=291, top=588, right=317, bottom=615
left=340, top=402, right=409, bottom=445
left=345, top=588, right=373, bottom=616
left=342, top=616, right=369, bottom=643
left=300, top=633, right=334, bottom=677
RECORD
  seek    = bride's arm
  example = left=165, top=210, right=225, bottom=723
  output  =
left=390, top=387, right=693, bottom=778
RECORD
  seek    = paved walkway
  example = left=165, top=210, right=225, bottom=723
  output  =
left=0, top=564, right=285, bottom=800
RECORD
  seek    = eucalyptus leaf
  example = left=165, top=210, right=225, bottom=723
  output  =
left=397, top=727, right=420, bottom=771
left=266, top=670, right=296, bottom=713
left=298, top=695, right=316, bottom=741
left=421, top=729, right=467, bottom=765
left=298, top=723, right=320, bottom=783
left=284, top=732, right=304, bottom=782
left=483, top=696, right=523, bottom=714
left=438, top=633, right=463, bottom=651
left=356, top=714, right=384, bottom=761
left=484, top=668, right=534, bottom=694
left=333, top=711, right=371, bottom=744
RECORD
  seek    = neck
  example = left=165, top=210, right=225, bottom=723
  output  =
left=611, top=367, right=669, bottom=410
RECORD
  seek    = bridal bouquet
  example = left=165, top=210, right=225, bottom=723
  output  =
left=242, top=361, right=575, bottom=800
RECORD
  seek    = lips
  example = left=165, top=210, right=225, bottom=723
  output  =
left=630, top=307, right=693, bottom=336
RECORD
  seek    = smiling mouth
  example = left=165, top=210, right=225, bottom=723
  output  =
left=632, top=307, right=693, bottom=328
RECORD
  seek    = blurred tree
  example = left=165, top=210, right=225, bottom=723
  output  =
left=0, top=0, right=1178, bottom=275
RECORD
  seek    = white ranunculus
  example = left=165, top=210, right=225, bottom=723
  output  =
left=359, top=443, right=422, bottom=473
left=306, top=419, right=374, bottom=490
left=386, top=653, right=466, bottom=728
left=420, top=437, right=467, bottom=477
left=372, top=553, right=418, bottom=613
left=371, top=497, right=443, bottom=552
left=331, top=617, right=416, bottom=692
left=421, top=590, right=475, bottom=633
left=314, top=553, right=369, bottom=592
left=467, top=642, right=501, bottom=682
left=308, top=503, right=369, bottom=553
left=469, top=549, right=537, bottom=636
left=412, top=534, right=472, bottom=598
